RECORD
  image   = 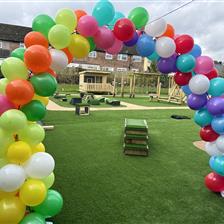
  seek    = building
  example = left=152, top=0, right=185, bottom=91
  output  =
left=0, top=23, right=145, bottom=73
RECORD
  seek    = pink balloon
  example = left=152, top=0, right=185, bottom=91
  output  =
left=77, top=15, right=98, bottom=37
left=106, top=38, right=123, bottom=55
left=94, top=26, right=115, bottom=50
left=0, top=95, right=16, bottom=115
left=194, top=56, right=214, bottom=74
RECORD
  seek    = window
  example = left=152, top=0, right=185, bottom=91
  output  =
left=19, top=43, right=25, bottom=48
left=132, top=68, right=139, bottom=73
left=81, top=64, right=100, bottom=70
left=0, top=41, right=2, bottom=48
left=105, top=53, right=113, bottom=60
left=132, top=55, right=142, bottom=63
left=117, top=67, right=127, bottom=72
left=102, top=67, right=114, bottom=72
left=88, top=51, right=97, bottom=58
left=96, top=76, right=103, bottom=83
left=117, top=54, right=128, bottom=61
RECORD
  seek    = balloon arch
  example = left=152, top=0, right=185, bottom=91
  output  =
left=0, top=1, right=223, bottom=223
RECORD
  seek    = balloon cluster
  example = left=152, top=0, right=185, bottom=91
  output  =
left=0, top=0, right=222, bottom=222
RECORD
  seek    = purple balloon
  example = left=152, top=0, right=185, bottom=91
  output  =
left=0, top=95, right=16, bottom=115
left=187, top=94, right=208, bottom=110
left=124, top=32, right=138, bottom=47
left=207, top=97, right=224, bottom=116
left=157, top=54, right=178, bottom=74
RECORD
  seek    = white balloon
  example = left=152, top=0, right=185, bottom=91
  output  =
left=216, top=136, right=224, bottom=153
left=155, top=37, right=176, bottom=58
left=50, top=49, right=68, bottom=72
left=0, top=164, right=25, bottom=192
left=24, top=152, right=55, bottom=179
left=189, top=74, right=210, bottom=95
left=205, top=142, right=223, bottom=156
left=145, top=19, right=167, bottom=37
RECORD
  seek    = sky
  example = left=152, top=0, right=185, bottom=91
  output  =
left=0, top=0, right=223, bottom=61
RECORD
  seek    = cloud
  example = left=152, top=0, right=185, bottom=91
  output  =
left=0, top=0, right=223, bottom=61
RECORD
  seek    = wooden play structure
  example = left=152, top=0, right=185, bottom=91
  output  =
left=158, top=73, right=186, bottom=105
left=79, top=70, right=114, bottom=94
left=123, top=119, right=149, bottom=156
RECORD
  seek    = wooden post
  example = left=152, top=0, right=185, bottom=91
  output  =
left=113, top=73, right=116, bottom=97
left=121, top=74, right=124, bottom=98
left=129, top=73, right=133, bottom=98
left=132, top=73, right=136, bottom=98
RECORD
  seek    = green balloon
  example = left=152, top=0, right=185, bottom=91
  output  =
left=0, top=109, right=27, bottom=132
left=1, top=57, right=28, bottom=81
left=48, top=24, right=71, bottom=50
left=18, top=123, right=45, bottom=146
left=0, top=128, right=14, bottom=150
left=0, top=158, right=7, bottom=168
left=87, top=37, right=96, bottom=52
left=20, top=213, right=45, bottom=224
left=21, top=100, right=46, bottom=122
left=30, top=73, right=57, bottom=97
left=128, top=7, right=149, bottom=29
left=0, top=78, right=9, bottom=95
left=32, top=14, right=56, bottom=39
left=42, top=173, right=55, bottom=189
left=10, top=48, right=26, bottom=61
left=33, top=190, right=63, bottom=218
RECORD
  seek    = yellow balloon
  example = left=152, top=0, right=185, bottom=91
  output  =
left=0, top=189, right=18, bottom=199
left=68, top=34, right=90, bottom=59
left=55, top=8, right=77, bottom=33
left=19, top=179, right=47, bottom=206
left=33, top=94, right=49, bottom=106
left=7, top=141, right=32, bottom=164
left=0, top=78, right=9, bottom=95
left=32, top=142, right=46, bottom=154
left=0, top=196, right=26, bottom=224
left=1, top=57, right=28, bottom=81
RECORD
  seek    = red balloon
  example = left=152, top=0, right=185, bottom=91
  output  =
left=175, top=34, right=194, bottom=54
left=174, top=72, right=192, bottom=86
left=24, top=45, right=52, bottom=74
left=200, top=125, right=219, bottom=142
left=6, top=80, right=34, bottom=106
left=24, top=31, right=49, bottom=48
left=205, top=172, right=224, bottom=192
left=113, top=18, right=135, bottom=42
left=62, top=48, right=73, bottom=64
left=204, top=68, right=218, bottom=80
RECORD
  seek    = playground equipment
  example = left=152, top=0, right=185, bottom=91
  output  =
left=0, top=0, right=223, bottom=222
left=123, top=119, right=149, bottom=156
left=75, top=103, right=90, bottom=116
left=79, top=70, right=114, bottom=94
left=158, top=73, right=186, bottom=104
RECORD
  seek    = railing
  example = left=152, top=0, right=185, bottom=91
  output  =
left=79, top=83, right=114, bottom=93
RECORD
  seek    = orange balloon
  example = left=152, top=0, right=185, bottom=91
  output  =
left=160, top=24, right=175, bottom=39
left=46, top=68, right=57, bottom=78
left=75, top=9, right=87, bottom=21
left=24, top=31, right=49, bottom=48
left=24, top=45, right=52, bottom=73
left=6, top=80, right=34, bottom=105
left=62, top=48, right=73, bottom=64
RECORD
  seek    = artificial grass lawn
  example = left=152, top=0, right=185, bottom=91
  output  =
left=44, top=109, right=223, bottom=224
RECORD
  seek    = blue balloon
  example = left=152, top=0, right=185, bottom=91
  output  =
left=209, top=156, right=224, bottom=176
left=136, top=34, right=155, bottom=57
left=189, top=44, right=202, bottom=58
left=211, top=115, right=224, bottom=134
left=208, top=77, right=224, bottom=97
left=147, top=51, right=160, bottom=62
left=194, top=108, right=213, bottom=127
left=124, top=32, right=138, bottom=47
left=181, top=85, right=192, bottom=96
left=108, top=11, right=125, bottom=30
left=92, top=0, right=115, bottom=27
left=176, top=54, right=196, bottom=73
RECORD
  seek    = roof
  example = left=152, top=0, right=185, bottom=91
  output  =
left=79, top=70, right=111, bottom=75
left=0, top=23, right=138, bottom=55
left=0, top=23, right=31, bottom=42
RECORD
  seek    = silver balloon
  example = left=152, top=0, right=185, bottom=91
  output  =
left=189, top=74, right=210, bottom=95
left=145, top=18, right=167, bottom=37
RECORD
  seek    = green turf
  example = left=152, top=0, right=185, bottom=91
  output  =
left=106, top=96, right=186, bottom=107
left=43, top=109, right=224, bottom=224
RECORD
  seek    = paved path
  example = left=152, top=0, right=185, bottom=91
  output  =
left=47, top=100, right=189, bottom=111
left=193, top=141, right=206, bottom=151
